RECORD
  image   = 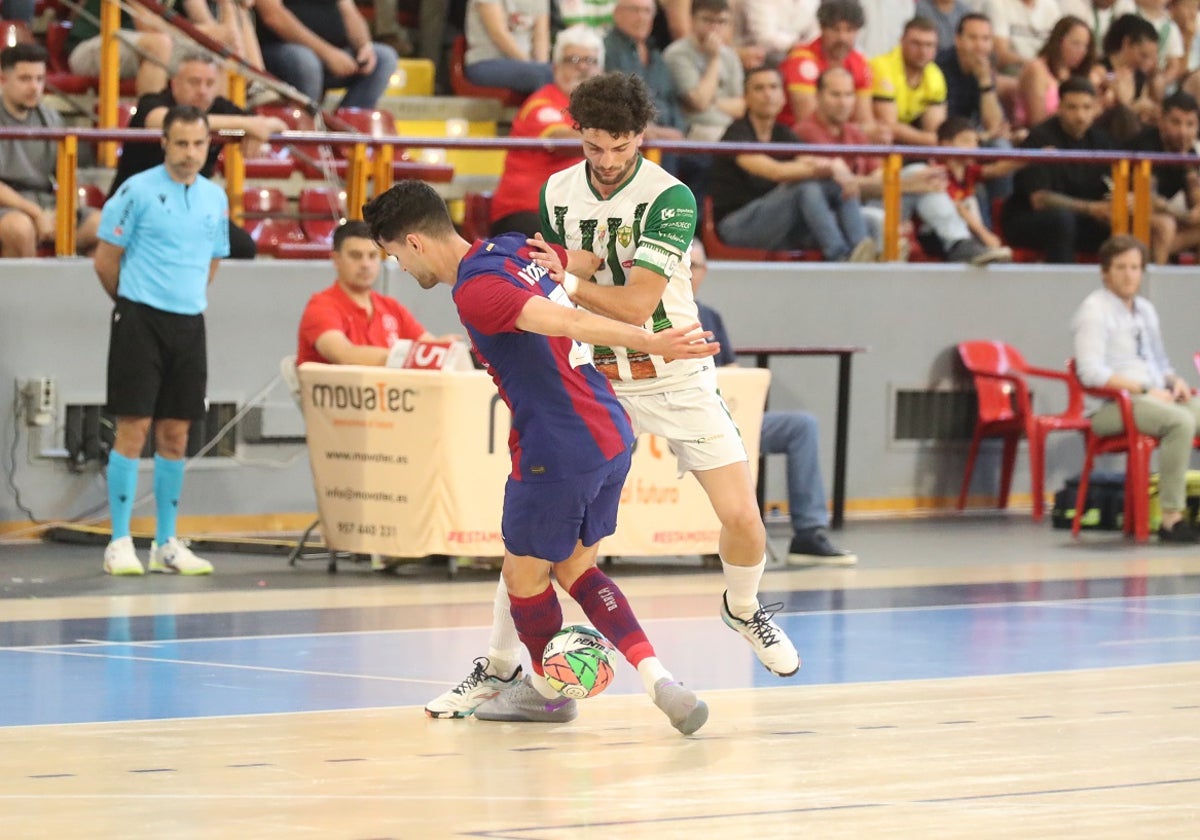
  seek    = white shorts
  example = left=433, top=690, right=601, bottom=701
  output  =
left=617, top=382, right=747, bottom=477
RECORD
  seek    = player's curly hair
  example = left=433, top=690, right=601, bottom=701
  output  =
left=569, top=73, right=657, bottom=136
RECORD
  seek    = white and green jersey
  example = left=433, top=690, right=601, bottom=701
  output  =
left=540, top=156, right=705, bottom=395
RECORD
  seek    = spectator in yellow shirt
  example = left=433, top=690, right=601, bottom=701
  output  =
left=870, top=17, right=948, bottom=145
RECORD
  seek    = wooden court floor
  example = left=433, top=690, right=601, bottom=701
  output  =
left=1, top=515, right=1198, bottom=839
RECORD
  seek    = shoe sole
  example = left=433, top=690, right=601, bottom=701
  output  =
left=425, top=708, right=474, bottom=719
left=720, top=611, right=801, bottom=678
left=672, top=699, right=709, bottom=735
left=149, top=566, right=213, bottom=575
left=103, top=565, right=144, bottom=576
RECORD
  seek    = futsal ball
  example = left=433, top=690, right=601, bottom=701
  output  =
left=541, top=625, right=617, bottom=700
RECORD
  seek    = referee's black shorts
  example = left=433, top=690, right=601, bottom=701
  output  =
left=106, top=298, right=207, bottom=420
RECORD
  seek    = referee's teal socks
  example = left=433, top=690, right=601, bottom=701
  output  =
left=153, top=454, right=185, bottom=544
left=106, top=452, right=139, bottom=541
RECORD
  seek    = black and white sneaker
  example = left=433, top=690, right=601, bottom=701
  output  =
left=786, top=528, right=857, bottom=567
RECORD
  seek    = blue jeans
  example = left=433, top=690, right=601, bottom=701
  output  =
left=760, top=410, right=829, bottom=532
left=717, top=179, right=867, bottom=260
left=465, top=58, right=553, bottom=95
left=260, top=42, right=398, bottom=109
left=863, top=163, right=973, bottom=250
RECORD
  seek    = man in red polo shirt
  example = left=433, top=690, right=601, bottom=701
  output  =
left=779, top=0, right=886, bottom=141
left=296, top=220, right=439, bottom=365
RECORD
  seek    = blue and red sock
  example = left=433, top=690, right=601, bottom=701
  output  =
left=569, top=567, right=654, bottom=666
left=509, top=585, right=563, bottom=676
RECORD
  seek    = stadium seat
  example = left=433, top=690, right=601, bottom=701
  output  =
left=0, top=19, right=33, bottom=47
left=449, top=35, right=524, bottom=107
left=700, top=195, right=821, bottom=262
left=297, top=187, right=346, bottom=244
left=242, top=187, right=304, bottom=257
left=44, top=20, right=136, bottom=95
left=460, top=191, right=493, bottom=241
left=956, top=341, right=1089, bottom=520
left=77, top=183, right=104, bottom=209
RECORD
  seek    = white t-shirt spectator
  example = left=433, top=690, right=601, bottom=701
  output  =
left=984, top=0, right=1064, bottom=62
left=731, top=0, right=820, bottom=58
left=1059, top=0, right=1136, bottom=42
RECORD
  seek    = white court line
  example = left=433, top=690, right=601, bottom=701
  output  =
left=1100, top=635, right=1200, bottom=647
left=2, top=594, right=1197, bottom=653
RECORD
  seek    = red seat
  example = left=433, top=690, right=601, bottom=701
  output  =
left=461, top=191, right=493, bottom=241
left=957, top=341, right=1090, bottom=520
left=275, top=241, right=335, bottom=259
left=449, top=35, right=525, bottom=107
left=44, top=20, right=136, bottom=95
left=700, top=195, right=821, bottom=262
left=0, top=19, right=33, bottom=47
left=77, top=183, right=104, bottom=209
left=241, top=188, right=304, bottom=256
left=298, top=187, right=346, bottom=244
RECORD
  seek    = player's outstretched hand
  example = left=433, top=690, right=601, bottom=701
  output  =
left=527, top=233, right=566, bottom=283
left=645, top=324, right=719, bottom=361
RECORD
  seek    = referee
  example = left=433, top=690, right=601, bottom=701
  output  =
left=94, top=104, right=230, bottom=576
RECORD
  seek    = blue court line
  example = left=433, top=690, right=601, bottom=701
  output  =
left=1, top=594, right=1198, bottom=728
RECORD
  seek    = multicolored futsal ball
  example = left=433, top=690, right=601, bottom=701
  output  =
left=541, top=625, right=617, bottom=699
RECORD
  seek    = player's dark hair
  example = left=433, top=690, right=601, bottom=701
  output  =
left=904, top=16, right=938, bottom=36
left=0, top=42, right=48, bottom=70
left=816, top=0, right=865, bottom=30
left=569, top=72, right=657, bottom=136
left=363, top=179, right=455, bottom=244
left=162, top=104, right=209, bottom=137
left=1098, top=234, right=1147, bottom=270
left=332, top=219, right=374, bottom=251
left=936, top=115, right=976, bottom=144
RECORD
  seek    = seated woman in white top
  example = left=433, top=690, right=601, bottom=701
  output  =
left=464, top=0, right=554, bottom=95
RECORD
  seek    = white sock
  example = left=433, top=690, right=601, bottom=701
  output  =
left=529, top=670, right=560, bottom=699
left=486, top=577, right=522, bottom=677
left=721, top=556, right=766, bottom=618
left=637, top=656, right=672, bottom=698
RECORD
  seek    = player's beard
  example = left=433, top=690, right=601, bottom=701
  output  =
left=590, top=156, right=637, bottom=189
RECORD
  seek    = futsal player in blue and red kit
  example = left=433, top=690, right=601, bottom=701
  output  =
left=364, top=180, right=715, bottom=735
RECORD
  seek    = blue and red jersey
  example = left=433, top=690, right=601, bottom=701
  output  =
left=453, top=233, right=634, bottom=482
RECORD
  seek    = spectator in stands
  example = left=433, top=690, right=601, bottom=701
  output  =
left=0, top=43, right=100, bottom=257
left=255, top=0, right=399, bottom=109
left=1134, top=0, right=1187, bottom=97
left=1131, top=91, right=1200, bottom=258
left=107, top=52, right=289, bottom=260
left=181, top=0, right=265, bottom=72
left=0, top=0, right=33, bottom=25
left=490, top=25, right=604, bottom=236
left=935, top=117, right=1016, bottom=260
left=779, top=0, right=885, bottom=140
left=461, top=0, right=554, bottom=95
left=605, top=0, right=688, bottom=142
left=689, top=240, right=857, bottom=567
left=662, top=0, right=745, bottom=141
left=858, top=0, right=916, bottom=62
left=729, top=0, right=819, bottom=69
left=296, top=220, right=442, bottom=365
left=983, top=0, right=1063, bottom=73
left=67, top=0, right=174, bottom=96
left=796, top=67, right=1012, bottom=264
left=1170, top=0, right=1200, bottom=77
left=1015, top=15, right=1100, bottom=128
left=1097, top=14, right=1162, bottom=142
left=1060, top=0, right=1137, bottom=44
left=1000, top=77, right=1115, bottom=262
left=870, top=16, right=948, bottom=146
left=709, top=66, right=876, bottom=261
left=1072, top=233, right=1200, bottom=543
left=915, top=0, right=970, bottom=51
left=655, top=0, right=694, bottom=41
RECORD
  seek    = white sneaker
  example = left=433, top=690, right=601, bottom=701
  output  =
left=148, top=538, right=213, bottom=575
left=720, top=591, right=801, bottom=677
left=969, top=245, right=1013, bottom=266
left=103, top=536, right=144, bottom=576
left=425, top=657, right=524, bottom=719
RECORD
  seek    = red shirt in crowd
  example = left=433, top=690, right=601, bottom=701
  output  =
left=489, top=83, right=583, bottom=224
left=296, top=282, right=427, bottom=365
left=793, top=113, right=875, bottom=176
left=778, top=37, right=872, bottom=128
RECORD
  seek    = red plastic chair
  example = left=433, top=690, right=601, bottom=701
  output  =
left=700, top=195, right=822, bottom=262
left=0, top=19, right=33, bottom=47
left=461, top=191, right=493, bottom=241
left=449, top=35, right=525, bottom=107
left=1067, top=360, right=1161, bottom=541
left=957, top=341, right=1090, bottom=520
left=242, top=188, right=304, bottom=257
left=297, top=187, right=346, bottom=244
left=77, top=183, right=104, bottom=209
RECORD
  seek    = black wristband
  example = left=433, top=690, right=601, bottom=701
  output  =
left=979, top=85, right=995, bottom=93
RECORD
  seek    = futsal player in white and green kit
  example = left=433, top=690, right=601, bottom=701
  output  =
left=427, top=73, right=800, bottom=721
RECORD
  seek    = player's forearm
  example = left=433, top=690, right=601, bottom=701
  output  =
left=569, top=279, right=659, bottom=326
